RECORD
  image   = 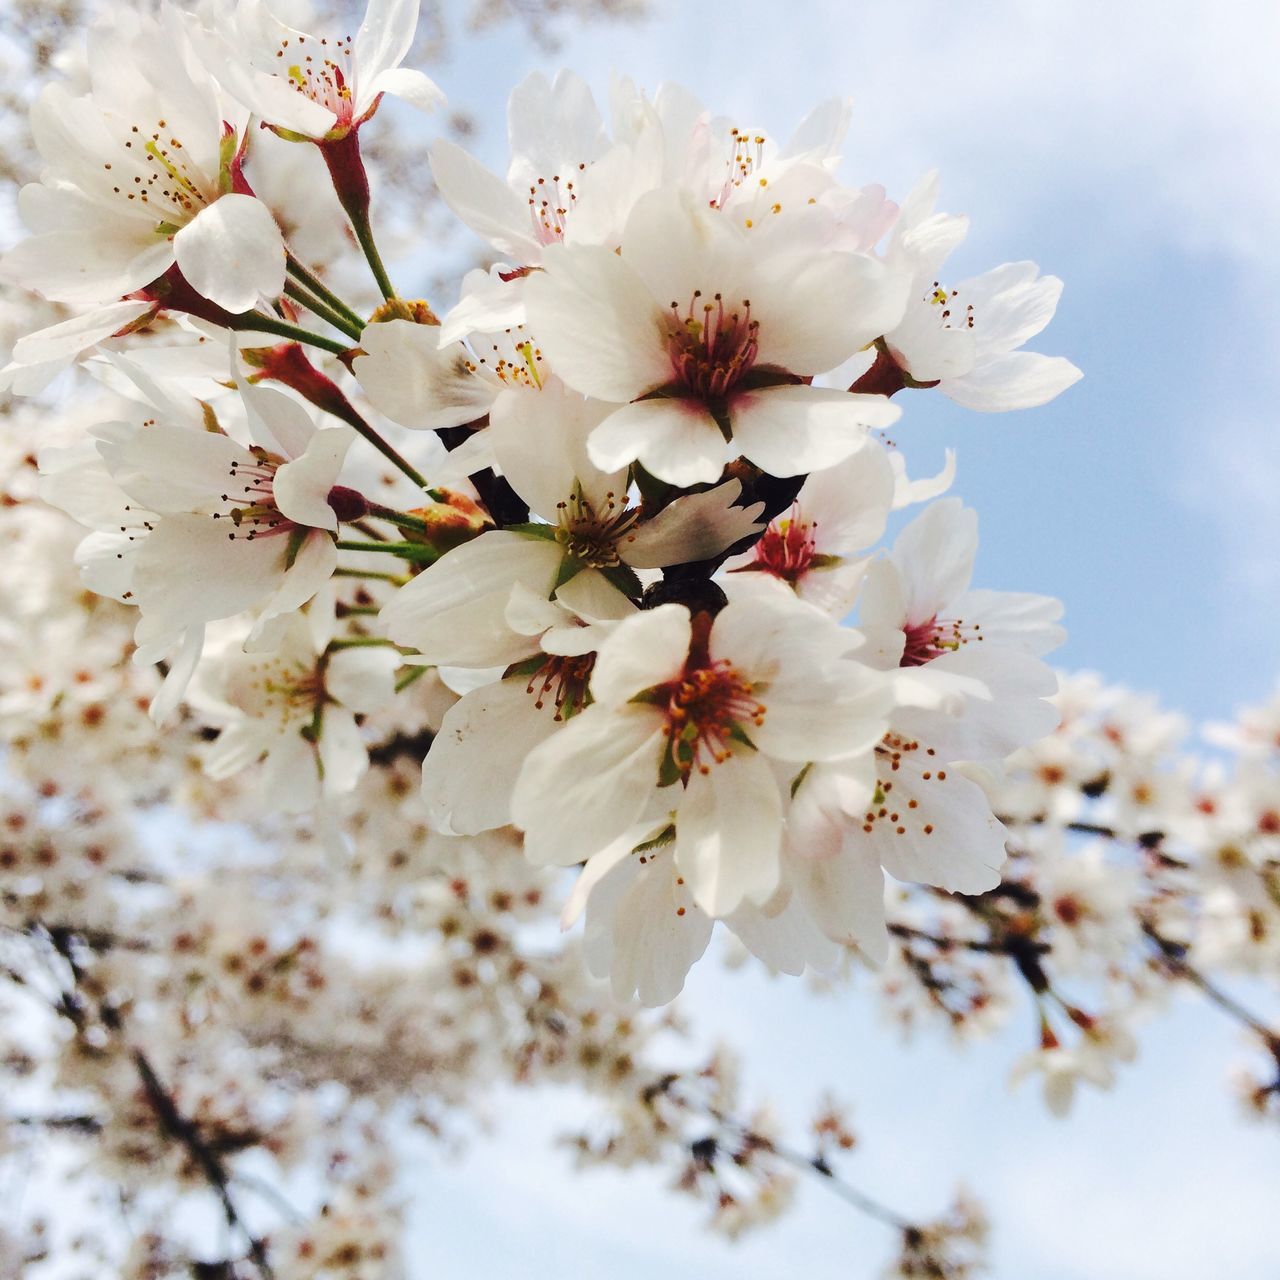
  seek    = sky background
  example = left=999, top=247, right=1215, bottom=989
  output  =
left=381, top=2, right=1280, bottom=1276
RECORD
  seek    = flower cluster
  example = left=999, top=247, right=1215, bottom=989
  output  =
left=10, top=3, right=1274, bottom=1278
left=3, top=0, right=1081, bottom=1009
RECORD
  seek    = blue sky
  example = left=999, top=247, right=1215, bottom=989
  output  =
left=386, top=2, right=1280, bottom=1275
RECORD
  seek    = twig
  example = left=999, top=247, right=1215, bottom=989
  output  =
left=1141, top=920, right=1280, bottom=1063
left=35, top=926, right=276, bottom=1279
left=649, top=1076, right=914, bottom=1234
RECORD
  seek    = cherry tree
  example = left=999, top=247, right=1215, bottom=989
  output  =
left=0, top=1, right=1275, bottom=1276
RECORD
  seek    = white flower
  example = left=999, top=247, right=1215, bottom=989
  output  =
left=525, top=188, right=907, bottom=486
left=777, top=499, right=1066, bottom=949
left=417, top=583, right=635, bottom=835
left=379, top=376, right=763, bottom=666
left=94, top=372, right=354, bottom=650
left=724, top=442, right=895, bottom=616
left=859, top=497, right=1065, bottom=762
left=188, top=597, right=399, bottom=810
left=430, top=70, right=617, bottom=263
left=1, top=7, right=286, bottom=314
left=196, top=0, right=443, bottom=142
left=860, top=171, right=1082, bottom=410
left=1010, top=1019, right=1137, bottom=1117
left=511, top=593, right=891, bottom=917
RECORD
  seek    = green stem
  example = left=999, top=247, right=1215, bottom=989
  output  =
left=283, top=281, right=364, bottom=342
left=351, top=209, right=397, bottom=302
left=286, top=257, right=367, bottom=333
left=327, top=637, right=404, bottom=651
left=395, top=664, right=430, bottom=693
left=333, top=567, right=409, bottom=584
left=234, top=312, right=349, bottom=356
left=366, top=503, right=434, bottom=533
left=336, top=539, right=442, bottom=563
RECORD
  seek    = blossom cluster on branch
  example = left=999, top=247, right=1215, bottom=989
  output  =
left=4, top=0, right=1082, bottom=1002
left=0, top=0, right=1275, bottom=1276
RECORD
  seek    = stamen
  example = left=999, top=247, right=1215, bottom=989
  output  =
left=654, top=659, right=766, bottom=780
left=666, top=293, right=759, bottom=404
left=900, top=615, right=984, bottom=667
left=525, top=654, right=595, bottom=721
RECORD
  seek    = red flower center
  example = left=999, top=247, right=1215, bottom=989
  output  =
left=666, top=291, right=759, bottom=404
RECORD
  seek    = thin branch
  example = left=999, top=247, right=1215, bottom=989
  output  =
left=650, top=1076, right=914, bottom=1234
left=1141, top=920, right=1280, bottom=1062
left=35, top=927, right=276, bottom=1279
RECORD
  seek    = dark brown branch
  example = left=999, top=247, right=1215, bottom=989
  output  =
left=35, top=925, right=276, bottom=1279
left=646, top=1074, right=913, bottom=1233
left=1141, top=920, right=1280, bottom=1065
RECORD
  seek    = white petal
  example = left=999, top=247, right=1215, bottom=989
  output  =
left=675, top=751, right=784, bottom=916
left=379, top=532, right=562, bottom=667
left=793, top=442, right=895, bottom=554
left=511, top=708, right=666, bottom=866
left=587, top=398, right=728, bottom=488
left=790, top=843, right=888, bottom=964
left=581, top=849, right=714, bottom=1007
left=954, top=589, right=1066, bottom=656
left=730, top=385, right=900, bottom=478
left=173, top=196, right=286, bottom=314
left=238, top=378, right=316, bottom=459
left=273, top=427, right=355, bottom=530
left=621, top=479, right=763, bottom=569
left=871, top=764, right=1007, bottom=894
left=890, top=447, right=957, bottom=510
left=422, top=679, right=562, bottom=833
left=438, top=267, right=526, bottom=344
left=552, top=569, right=637, bottom=627
left=148, top=624, right=206, bottom=725
left=325, top=645, right=400, bottom=713
left=353, top=0, right=419, bottom=88
left=589, top=605, right=689, bottom=705
left=524, top=243, right=671, bottom=403
left=959, top=266, right=1062, bottom=353
left=12, top=300, right=155, bottom=367
left=6, top=228, right=175, bottom=306
left=260, top=730, right=321, bottom=812
left=133, top=515, right=286, bottom=627
left=203, top=718, right=273, bottom=779
left=354, top=319, right=496, bottom=430
left=487, top=379, right=618, bottom=522
left=317, top=706, right=369, bottom=796
left=892, top=499, right=977, bottom=621
left=250, top=530, right=338, bottom=637
left=726, top=890, right=841, bottom=975
left=429, top=139, right=543, bottom=262
left=943, top=352, right=1082, bottom=412
left=364, top=66, right=444, bottom=114
left=752, top=249, right=909, bottom=375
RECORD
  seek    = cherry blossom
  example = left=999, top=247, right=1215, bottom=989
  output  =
left=525, top=188, right=908, bottom=485
left=1, top=6, right=286, bottom=314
